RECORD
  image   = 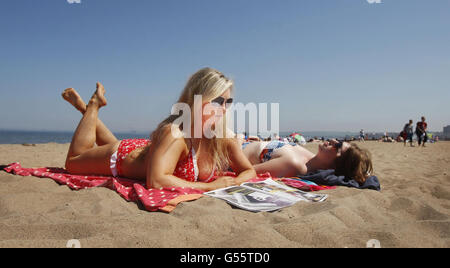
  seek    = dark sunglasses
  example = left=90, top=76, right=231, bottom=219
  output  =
left=333, top=141, right=344, bottom=150
left=211, top=97, right=233, bottom=107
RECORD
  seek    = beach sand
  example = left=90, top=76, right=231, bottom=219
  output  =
left=0, top=141, right=449, bottom=248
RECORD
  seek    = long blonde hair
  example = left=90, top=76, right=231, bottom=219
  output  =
left=151, top=67, right=234, bottom=171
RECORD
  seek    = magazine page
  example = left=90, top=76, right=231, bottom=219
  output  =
left=204, top=185, right=296, bottom=212
left=241, top=179, right=328, bottom=203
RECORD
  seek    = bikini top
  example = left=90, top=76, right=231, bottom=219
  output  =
left=115, top=138, right=216, bottom=183
left=173, top=141, right=216, bottom=183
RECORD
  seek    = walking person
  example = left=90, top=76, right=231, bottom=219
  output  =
left=359, top=129, right=365, bottom=142
left=416, top=116, right=428, bottom=147
left=403, top=120, right=415, bottom=147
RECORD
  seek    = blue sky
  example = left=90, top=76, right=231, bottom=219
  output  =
left=0, top=0, right=449, bottom=133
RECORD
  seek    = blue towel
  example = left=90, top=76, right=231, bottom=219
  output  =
left=298, top=170, right=381, bottom=191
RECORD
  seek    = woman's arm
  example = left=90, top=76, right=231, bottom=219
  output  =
left=226, top=138, right=257, bottom=185
left=251, top=156, right=302, bottom=178
left=146, top=127, right=235, bottom=191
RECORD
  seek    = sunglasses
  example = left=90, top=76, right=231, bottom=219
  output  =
left=211, top=97, right=233, bottom=107
left=333, top=141, right=344, bottom=150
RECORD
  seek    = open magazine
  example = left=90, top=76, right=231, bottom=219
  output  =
left=204, top=178, right=328, bottom=212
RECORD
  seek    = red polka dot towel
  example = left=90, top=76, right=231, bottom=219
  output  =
left=3, top=162, right=207, bottom=213
left=2, top=163, right=272, bottom=213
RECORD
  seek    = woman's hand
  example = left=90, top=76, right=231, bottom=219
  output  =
left=234, top=176, right=252, bottom=186
left=208, top=176, right=237, bottom=191
left=226, top=139, right=257, bottom=184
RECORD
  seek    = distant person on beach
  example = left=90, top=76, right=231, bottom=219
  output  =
left=416, top=116, right=428, bottom=147
left=239, top=139, right=373, bottom=185
left=359, top=129, right=365, bottom=142
left=403, top=120, right=415, bottom=147
left=379, top=135, right=395, bottom=143
left=61, top=68, right=256, bottom=190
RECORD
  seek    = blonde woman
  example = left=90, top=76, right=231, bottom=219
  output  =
left=62, top=68, right=256, bottom=191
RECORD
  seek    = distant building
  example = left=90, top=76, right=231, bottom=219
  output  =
left=444, top=125, right=450, bottom=139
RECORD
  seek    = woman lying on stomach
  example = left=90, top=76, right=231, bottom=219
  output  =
left=239, top=138, right=373, bottom=184
left=62, top=68, right=256, bottom=191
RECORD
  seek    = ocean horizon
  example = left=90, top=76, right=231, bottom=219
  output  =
left=0, top=130, right=151, bottom=145
left=0, top=129, right=406, bottom=144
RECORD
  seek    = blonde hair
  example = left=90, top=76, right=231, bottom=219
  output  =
left=151, top=67, right=234, bottom=171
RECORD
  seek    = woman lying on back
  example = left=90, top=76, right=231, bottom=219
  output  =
left=239, top=138, right=373, bottom=184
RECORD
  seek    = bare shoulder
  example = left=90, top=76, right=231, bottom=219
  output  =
left=298, top=162, right=309, bottom=176
left=152, top=124, right=187, bottom=152
left=222, top=137, right=240, bottom=149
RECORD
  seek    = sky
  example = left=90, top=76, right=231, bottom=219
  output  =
left=0, top=0, right=449, bottom=134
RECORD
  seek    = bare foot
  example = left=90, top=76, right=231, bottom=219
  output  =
left=89, top=82, right=107, bottom=108
left=62, top=88, right=87, bottom=113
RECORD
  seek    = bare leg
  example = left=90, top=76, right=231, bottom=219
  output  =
left=62, top=87, right=118, bottom=146
left=65, top=83, right=118, bottom=176
left=66, top=83, right=107, bottom=160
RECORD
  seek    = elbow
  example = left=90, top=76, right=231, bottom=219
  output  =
left=147, top=174, right=164, bottom=189
left=249, top=168, right=257, bottom=179
left=235, top=168, right=257, bottom=185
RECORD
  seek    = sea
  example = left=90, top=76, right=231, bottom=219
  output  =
left=0, top=130, right=151, bottom=144
left=0, top=129, right=392, bottom=144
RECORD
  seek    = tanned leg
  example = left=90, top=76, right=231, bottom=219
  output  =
left=62, top=87, right=118, bottom=146
left=64, top=83, right=121, bottom=176
left=66, top=82, right=107, bottom=159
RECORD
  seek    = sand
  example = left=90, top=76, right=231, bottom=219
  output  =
left=0, top=141, right=449, bottom=248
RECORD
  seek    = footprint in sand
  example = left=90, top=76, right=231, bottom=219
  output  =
left=0, top=223, right=100, bottom=241
left=389, top=197, right=413, bottom=211
left=0, top=200, right=10, bottom=217
left=417, top=205, right=448, bottom=221
left=431, top=186, right=450, bottom=200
